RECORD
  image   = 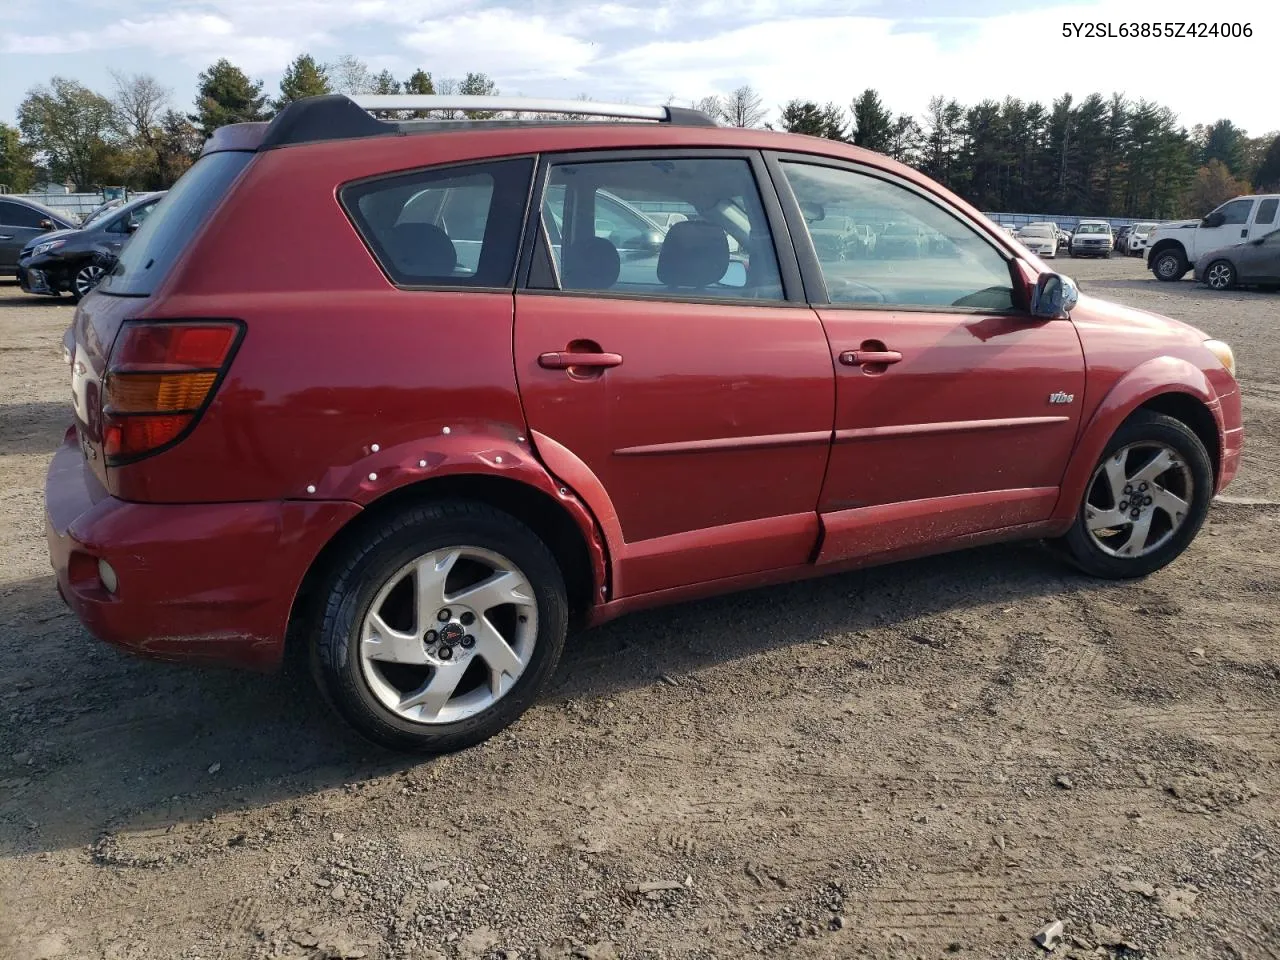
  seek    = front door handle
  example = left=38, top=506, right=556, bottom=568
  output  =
left=0, top=235, right=13, bottom=241
left=1241, top=229, right=1249, bottom=238
left=839, top=350, right=903, bottom=366
left=538, top=351, right=623, bottom=370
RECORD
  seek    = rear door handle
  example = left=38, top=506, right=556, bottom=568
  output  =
left=0, top=235, right=13, bottom=241
left=839, top=350, right=903, bottom=366
left=538, top=351, right=623, bottom=370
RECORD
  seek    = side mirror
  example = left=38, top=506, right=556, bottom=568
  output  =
left=125, top=218, right=140, bottom=233
left=1030, top=272, right=1079, bottom=320
left=1202, top=213, right=1225, bottom=228
left=39, top=219, right=55, bottom=230
left=799, top=200, right=825, bottom=223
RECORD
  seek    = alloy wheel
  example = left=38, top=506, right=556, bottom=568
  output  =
left=1206, top=262, right=1234, bottom=290
left=74, top=263, right=106, bottom=297
left=1083, top=442, right=1194, bottom=559
left=358, top=546, right=537, bottom=724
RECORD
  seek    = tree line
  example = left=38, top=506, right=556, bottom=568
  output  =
left=3, top=59, right=1278, bottom=221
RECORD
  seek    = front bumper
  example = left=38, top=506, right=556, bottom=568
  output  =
left=17, top=262, right=55, bottom=295
left=46, top=427, right=360, bottom=670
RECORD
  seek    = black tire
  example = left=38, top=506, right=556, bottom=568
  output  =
left=1056, top=411, right=1213, bottom=579
left=1151, top=247, right=1188, bottom=282
left=311, top=500, right=568, bottom=753
left=1204, top=259, right=1236, bottom=291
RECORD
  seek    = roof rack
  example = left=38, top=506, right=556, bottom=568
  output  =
left=352, top=95, right=677, bottom=120
left=257, top=94, right=717, bottom=150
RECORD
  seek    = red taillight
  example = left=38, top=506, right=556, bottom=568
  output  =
left=102, top=321, right=241, bottom=463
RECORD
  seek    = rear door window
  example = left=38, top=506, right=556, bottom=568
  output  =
left=1255, top=198, right=1278, bottom=227
left=0, top=201, right=47, bottom=228
left=100, top=151, right=253, bottom=296
left=342, top=158, right=534, bottom=288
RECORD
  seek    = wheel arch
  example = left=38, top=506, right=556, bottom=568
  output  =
left=1136, top=391, right=1221, bottom=485
left=285, top=472, right=607, bottom=666
left=1052, top=358, right=1224, bottom=524
left=1147, top=237, right=1188, bottom=265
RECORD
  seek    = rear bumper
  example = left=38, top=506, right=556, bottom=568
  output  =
left=46, top=428, right=360, bottom=670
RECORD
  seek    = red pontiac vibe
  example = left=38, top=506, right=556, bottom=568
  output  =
left=45, top=95, right=1243, bottom=752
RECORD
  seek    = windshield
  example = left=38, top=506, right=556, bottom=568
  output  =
left=1019, top=226, right=1053, bottom=237
left=1135, top=223, right=1156, bottom=233
left=1075, top=223, right=1109, bottom=235
left=82, top=199, right=125, bottom=227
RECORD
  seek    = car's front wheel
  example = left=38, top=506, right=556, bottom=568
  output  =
left=1151, top=248, right=1187, bottom=282
left=71, top=260, right=109, bottom=302
left=311, top=500, right=568, bottom=753
left=1057, top=411, right=1213, bottom=579
left=1204, top=259, right=1236, bottom=290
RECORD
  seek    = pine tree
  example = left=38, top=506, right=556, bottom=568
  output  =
left=850, top=89, right=893, bottom=154
left=404, top=69, right=435, bottom=95
left=277, top=54, right=330, bottom=108
left=190, top=59, right=270, bottom=139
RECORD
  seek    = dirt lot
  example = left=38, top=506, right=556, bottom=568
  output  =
left=1, top=257, right=1277, bottom=960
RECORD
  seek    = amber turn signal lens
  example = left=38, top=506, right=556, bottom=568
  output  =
left=106, top=371, right=219, bottom=414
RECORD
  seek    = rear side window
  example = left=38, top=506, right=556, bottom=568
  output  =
left=1255, top=198, right=1278, bottom=226
left=342, top=158, right=534, bottom=288
left=100, top=151, right=253, bottom=296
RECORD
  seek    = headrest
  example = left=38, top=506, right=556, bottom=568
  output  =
left=561, top=236, right=621, bottom=291
left=657, top=220, right=730, bottom=289
left=389, top=222, right=457, bottom=278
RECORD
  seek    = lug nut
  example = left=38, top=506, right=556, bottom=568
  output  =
left=1118, top=501, right=1128, bottom=511
left=437, top=609, right=451, bottom=622
left=1130, top=509, right=1141, bottom=520
left=460, top=611, right=475, bottom=626
left=424, top=630, right=438, bottom=644
left=1124, top=484, right=1134, bottom=495
left=1138, top=482, right=1149, bottom=491
left=438, top=646, right=453, bottom=661
left=1145, top=495, right=1153, bottom=505
left=461, top=635, right=475, bottom=649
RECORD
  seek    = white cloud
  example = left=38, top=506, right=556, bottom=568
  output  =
left=402, top=9, right=599, bottom=80
left=0, top=0, right=1276, bottom=132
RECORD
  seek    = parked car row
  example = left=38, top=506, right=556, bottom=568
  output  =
left=1, top=191, right=165, bottom=301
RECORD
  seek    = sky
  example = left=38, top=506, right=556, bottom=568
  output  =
left=1, top=0, right=1275, bottom=135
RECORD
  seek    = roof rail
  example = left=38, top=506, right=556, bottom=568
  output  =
left=352, top=94, right=674, bottom=120
left=257, top=94, right=717, bottom=150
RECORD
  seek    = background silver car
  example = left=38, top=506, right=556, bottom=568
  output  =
left=1194, top=228, right=1280, bottom=290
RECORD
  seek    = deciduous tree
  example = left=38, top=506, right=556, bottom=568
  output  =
left=18, top=77, right=118, bottom=190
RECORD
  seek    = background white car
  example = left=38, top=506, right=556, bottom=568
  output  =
left=1016, top=222, right=1058, bottom=258
left=1125, top=222, right=1157, bottom=256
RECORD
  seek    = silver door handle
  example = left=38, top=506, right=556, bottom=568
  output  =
left=0, top=235, right=13, bottom=241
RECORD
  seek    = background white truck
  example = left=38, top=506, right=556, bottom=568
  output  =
left=1147, top=194, right=1280, bottom=280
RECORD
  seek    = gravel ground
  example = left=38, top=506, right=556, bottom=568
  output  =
left=1, top=257, right=1278, bottom=960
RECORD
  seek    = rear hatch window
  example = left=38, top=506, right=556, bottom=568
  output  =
left=98, top=151, right=253, bottom=297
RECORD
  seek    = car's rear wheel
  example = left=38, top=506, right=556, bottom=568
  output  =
left=1057, top=411, right=1212, bottom=579
left=1152, top=248, right=1187, bottom=281
left=1204, top=259, right=1236, bottom=290
left=71, top=261, right=108, bottom=302
left=311, top=500, right=568, bottom=753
